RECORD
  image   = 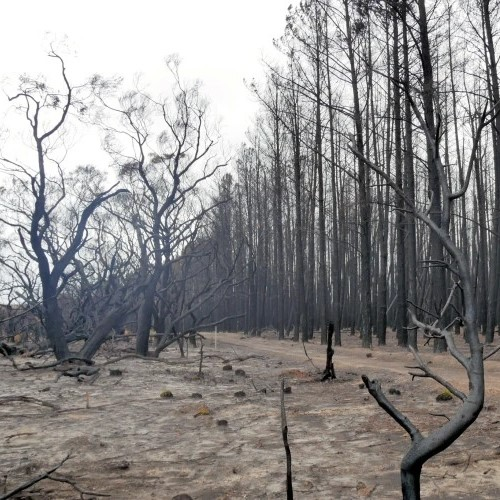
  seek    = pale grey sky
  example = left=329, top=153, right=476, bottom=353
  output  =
left=1, top=0, right=294, bottom=150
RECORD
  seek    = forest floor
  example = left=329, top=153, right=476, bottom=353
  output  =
left=1, top=330, right=500, bottom=499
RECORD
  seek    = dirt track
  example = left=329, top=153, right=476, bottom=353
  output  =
left=1, top=330, right=500, bottom=499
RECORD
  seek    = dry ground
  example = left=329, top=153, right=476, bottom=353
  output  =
left=1, top=330, right=500, bottom=499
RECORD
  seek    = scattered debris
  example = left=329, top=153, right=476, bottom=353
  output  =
left=0, top=454, right=110, bottom=499
left=110, top=460, right=130, bottom=470
left=0, top=395, right=59, bottom=411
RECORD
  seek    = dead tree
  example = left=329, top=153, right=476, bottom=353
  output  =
left=281, top=379, right=293, bottom=500
left=352, top=84, right=495, bottom=499
left=321, top=321, right=336, bottom=380
left=94, top=61, right=227, bottom=357
left=0, top=52, right=127, bottom=360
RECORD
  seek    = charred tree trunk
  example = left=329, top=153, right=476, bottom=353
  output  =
left=322, top=322, right=336, bottom=381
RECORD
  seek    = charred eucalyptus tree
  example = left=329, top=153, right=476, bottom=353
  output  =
left=0, top=52, right=127, bottom=360
left=96, top=61, right=227, bottom=356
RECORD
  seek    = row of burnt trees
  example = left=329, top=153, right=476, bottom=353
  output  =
left=223, top=1, right=490, bottom=497
left=203, top=0, right=500, bottom=351
left=0, top=54, right=240, bottom=359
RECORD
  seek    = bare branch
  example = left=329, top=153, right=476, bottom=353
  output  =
left=362, top=375, right=422, bottom=443
left=407, top=346, right=466, bottom=401
left=0, top=454, right=71, bottom=500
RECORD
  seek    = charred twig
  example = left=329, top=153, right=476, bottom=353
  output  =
left=483, top=345, right=500, bottom=361
left=0, top=301, right=42, bottom=325
left=198, top=342, right=204, bottom=378
left=409, top=311, right=470, bottom=370
left=443, top=317, right=461, bottom=332
left=0, top=395, right=59, bottom=411
left=98, top=354, right=195, bottom=366
left=419, top=259, right=459, bottom=276
left=281, top=379, right=293, bottom=500
left=461, top=453, right=472, bottom=473
left=88, top=371, right=102, bottom=385
left=429, top=412, right=451, bottom=421
left=45, top=474, right=110, bottom=499
left=204, top=354, right=264, bottom=364
left=5, top=356, right=94, bottom=372
left=362, top=375, right=422, bottom=443
left=406, top=300, right=439, bottom=320
left=431, top=282, right=460, bottom=328
left=0, top=454, right=71, bottom=500
left=5, top=432, right=35, bottom=443
left=406, top=346, right=466, bottom=401
left=302, top=342, right=320, bottom=371
left=154, top=330, right=206, bottom=357
left=56, top=366, right=100, bottom=378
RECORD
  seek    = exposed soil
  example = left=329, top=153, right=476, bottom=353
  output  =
left=1, top=330, right=500, bottom=499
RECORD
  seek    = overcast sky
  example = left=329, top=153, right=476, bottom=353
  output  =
left=0, top=0, right=294, bottom=151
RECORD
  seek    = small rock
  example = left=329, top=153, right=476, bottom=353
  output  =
left=358, top=383, right=365, bottom=389
left=234, top=391, right=246, bottom=397
left=235, top=368, right=246, bottom=377
left=39, top=387, right=51, bottom=392
left=190, top=393, right=203, bottom=399
left=222, top=364, right=233, bottom=371
left=116, top=460, right=130, bottom=470
left=277, top=361, right=283, bottom=365
left=172, top=495, right=193, bottom=500
left=232, top=467, right=238, bottom=474
left=388, top=387, right=401, bottom=395
left=109, top=369, right=122, bottom=376
left=283, top=386, right=292, bottom=394
left=260, top=388, right=267, bottom=394
left=160, top=390, right=173, bottom=399
left=366, top=353, right=373, bottom=358
left=217, top=419, right=228, bottom=426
